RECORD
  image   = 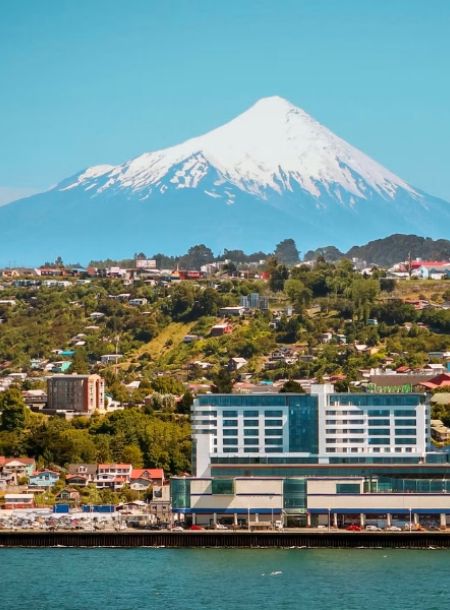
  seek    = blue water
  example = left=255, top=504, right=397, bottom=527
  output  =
left=1, top=548, right=450, bottom=609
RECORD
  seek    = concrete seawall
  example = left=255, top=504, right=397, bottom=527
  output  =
left=1, top=530, right=450, bottom=548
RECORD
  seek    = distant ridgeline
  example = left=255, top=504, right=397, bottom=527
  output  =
left=87, top=234, right=450, bottom=271
left=304, top=234, right=450, bottom=267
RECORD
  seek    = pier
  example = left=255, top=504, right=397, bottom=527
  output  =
left=2, top=530, right=450, bottom=548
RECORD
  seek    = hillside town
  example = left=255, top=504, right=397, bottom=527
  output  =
left=1, top=240, right=450, bottom=531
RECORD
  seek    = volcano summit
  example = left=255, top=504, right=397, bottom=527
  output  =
left=1, top=96, right=449, bottom=264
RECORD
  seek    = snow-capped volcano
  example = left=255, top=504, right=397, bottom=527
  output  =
left=61, top=95, right=418, bottom=203
left=0, top=96, right=448, bottom=265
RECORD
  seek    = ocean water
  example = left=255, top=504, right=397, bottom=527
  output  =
left=1, top=548, right=449, bottom=610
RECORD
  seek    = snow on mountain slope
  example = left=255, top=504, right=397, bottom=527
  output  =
left=59, top=96, right=419, bottom=204
left=0, top=95, right=448, bottom=265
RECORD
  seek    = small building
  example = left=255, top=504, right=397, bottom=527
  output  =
left=131, top=468, right=164, bottom=487
left=210, top=323, right=233, bottom=337
left=3, top=494, right=35, bottom=509
left=47, top=374, right=105, bottom=414
left=29, top=470, right=60, bottom=489
left=55, top=487, right=81, bottom=505
left=219, top=306, right=245, bottom=317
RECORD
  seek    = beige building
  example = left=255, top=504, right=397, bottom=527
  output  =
left=47, top=374, right=105, bottom=414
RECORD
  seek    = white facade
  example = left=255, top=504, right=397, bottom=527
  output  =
left=191, top=385, right=429, bottom=477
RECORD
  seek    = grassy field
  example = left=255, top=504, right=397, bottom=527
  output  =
left=391, top=279, right=449, bottom=301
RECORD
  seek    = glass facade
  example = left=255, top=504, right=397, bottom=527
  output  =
left=211, top=479, right=234, bottom=495
left=283, top=478, right=307, bottom=511
left=287, top=395, right=318, bottom=453
left=171, top=479, right=191, bottom=509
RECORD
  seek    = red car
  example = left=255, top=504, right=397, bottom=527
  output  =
left=188, top=524, right=204, bottom=531
left=346, top=524, right=362, bottom=531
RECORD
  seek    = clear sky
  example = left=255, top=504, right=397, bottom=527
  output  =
left=1, top=0, right=449, bottom=204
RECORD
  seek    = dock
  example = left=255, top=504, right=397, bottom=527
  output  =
left=1, top=530, right=450, bottom=548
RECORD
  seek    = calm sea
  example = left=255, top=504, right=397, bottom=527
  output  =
left=1, top=548, right=449, bottom=610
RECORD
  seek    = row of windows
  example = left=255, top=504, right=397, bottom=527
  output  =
left=223, top=438, right=283, bottom=446
left=222, top=428, right=283, bottom=437
left=326, top=418, right=417, bottom=427
left=222, top=410, right=283, bottom=417
left=223, top=447, right=282, bottom=453
left=326, top=409, right=418, bottom=417
left=326, top=419, right=365, bottom=425
left=327, top=429, right=365, bottom=434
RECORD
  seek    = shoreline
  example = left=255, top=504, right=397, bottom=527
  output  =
left=1, top=530, right=450, bottom=549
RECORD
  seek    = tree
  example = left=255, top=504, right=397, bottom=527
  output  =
left=284, top=278, right=312, bottom=312
left=121, top=444, right=144, bottom=467
left=178, top=390, right=194, bottom=415
left=211, top=370, right=234, bottom=393
left=71, top=349, right=89, bottom=374
left=279, top=379, right=304, bottom=393
left=180, top=244, right=214, bottom=270
left=274, top=239, right=300, bottom=265
left=0, top=388, right=27, bottom=432
left=268, top=258, right=289, bottom=292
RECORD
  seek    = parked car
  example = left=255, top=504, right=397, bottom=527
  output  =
left=365, top=525, right=381, bottom=531
left=189, top=524, right=204, bottom=531
left=346, top=524, right=362, bottom=531
left=385, top=526, right=402, bottom=532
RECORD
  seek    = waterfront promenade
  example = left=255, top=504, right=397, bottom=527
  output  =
left=2, top=529, right=450, bottom=548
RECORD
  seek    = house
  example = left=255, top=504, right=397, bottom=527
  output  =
left=431, top=420, right=450, bottom=443
left=55, top=487, right=81, bottom=505
left=28, top=470, right=60, bottom=489
left=3, top=494, right=35, bottom=509
left=420, top=373, right=450, bottom=391
left=228, top=357, right=248, bottom=372
left=94, top=463, right=132, bottom=490
left=210, top=323, right=233, bottom=337
left=131, top=468, right=164, bottom=487
left=67, top=464, right=97, bottom=486
left=148, top=484, right=171, bottom=523
left=1, top=457, right=36, bottom=479
left=218, top=306, right=245, bottom=317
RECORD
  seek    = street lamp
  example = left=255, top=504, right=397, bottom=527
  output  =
left=409, top=507, right=412, bottom=532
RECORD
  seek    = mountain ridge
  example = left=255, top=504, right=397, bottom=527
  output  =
left=0, top=96, right=449, bottom=265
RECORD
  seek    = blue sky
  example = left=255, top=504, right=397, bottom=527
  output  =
left=1, top=0, right=449, bottom=204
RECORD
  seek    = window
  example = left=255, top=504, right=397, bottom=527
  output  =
left=223, top=429, right=237, bottom=436
left=396, top=438, right=416, bottom=445
left=243, top=419, right=259, bottom=427
left=223, top=448, right=237, bottom=453
left=195, top=410, right=217, bottom=416
left=395, top=419, right=416, bottom=426
left=369, top=438, right=390, bottom=445
left=265, top=429, right=283, bottom=436
left=244, top=410, right=259, bottom=417
left=369, top=429, right=390, bottom=436
left=265, top=419, right=283, bottom=427
left=395, top=428, right=417, bottom=436
left=212, top=479, right=234, bottom=495
left=265, top=438, right=283, bottom=446
left=368, top=419, right=390, bottom=426
left=223, top=410, right=238, bottom=417
left=368, top=410, right=390, bottom=416
left=394, top=410, right=416, bottom=416
left=265, top=410, right=283, bottom=417
left=244, top=429, right=259, bottom=436
left=336, top=483, right=360, bottom=494
left=223, top=419, right=238, bottom=427
left=223, top=439, right=238, bottom=446
left=244, top=447, right=259, bottom=453
left=244, top=438, right=259, bottom=445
